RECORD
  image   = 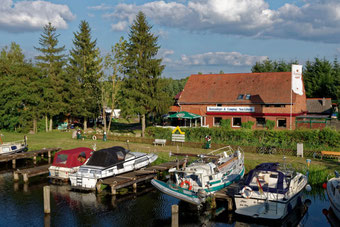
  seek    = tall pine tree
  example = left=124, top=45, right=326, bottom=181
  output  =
left=120, top=12, right=171, bottom=137
left=35, top=22, right=66, bottom=131
left=69, top=20, right=103, bottom=130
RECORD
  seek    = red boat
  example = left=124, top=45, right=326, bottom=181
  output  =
left=49, top=147, right=93, bottom=182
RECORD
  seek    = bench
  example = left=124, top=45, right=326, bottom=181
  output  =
left=321, top=151, right=340, bottom=162
left=153, top=139, right=166, bottom=146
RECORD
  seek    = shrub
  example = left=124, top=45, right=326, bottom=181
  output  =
left=266, top=120, right=275, bottom=130
left=241, top=121, right=254, bottom=129
left=220, top=119, right=231, bottom=129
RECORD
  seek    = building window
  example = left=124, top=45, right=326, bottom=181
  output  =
left=264, top=104, right=271, bottom=107
left=217, top=104, right=222, bottom=107
left=245, top=94, right=251, bottom=100
left=274, top=104, right=285, bottom=108
left=214, top=117, right=222, bottom=126
left=237, top=94, right=244, bottom=100
left=256, top=118, right=266, bottom=127
left=277, top=119, right=287, bottom=128
left=233, top=117, right=242, bottom=127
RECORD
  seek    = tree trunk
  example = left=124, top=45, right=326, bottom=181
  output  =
left=45, top=115, right=48, bottom=132
left=103, top=108, right=107, bottom=133
left=84, top=118, right=87, bottom=131
left=49, top=118, right=53, bottom=131
left=33, top=118, right=37, bottom=134
left=141, top=114, right=145, bottom=137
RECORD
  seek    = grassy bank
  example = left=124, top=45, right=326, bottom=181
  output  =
left=0, top=130, right=338, bottom=185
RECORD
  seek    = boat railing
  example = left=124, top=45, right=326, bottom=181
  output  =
left=208, top=145, right=234, bottom=155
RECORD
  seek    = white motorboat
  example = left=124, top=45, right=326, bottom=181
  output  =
left=70, top=146, right=158, bottom=190
left=49, top=147, right=93, bottom=182
left=151, top=146, right=245, bottom=206
left=0, top=136, right=28, bottom=155
left=326, top=171, right=340, bottom=220
left=234, top=162, right=308, bottom=220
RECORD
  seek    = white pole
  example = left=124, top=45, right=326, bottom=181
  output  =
left=290, top=88, right=292, bottom=130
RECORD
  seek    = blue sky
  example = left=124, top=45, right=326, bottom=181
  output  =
left=1, top=0, right=340, bottom=78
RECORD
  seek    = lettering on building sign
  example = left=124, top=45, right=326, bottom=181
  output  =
left=207, top=106, right=255, bottom=112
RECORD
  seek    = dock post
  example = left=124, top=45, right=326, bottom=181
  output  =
left=33, top=156, right=37, bottom=165
left=171, top=205, right=179, bottom=227
left=111, top=185, right=117, bottom=195
left=13, top=171, right=19, bottom=181
left=43, top=186, right=51, bottom=214
left=12, top=159, right=16, bottom=169
left=44, top=214, right=51, bottom=227
left=23, top=183, right=28, bottom=192
left=96, top=182, right=103, bottom=194
left=227, top=197, right=233, bottom=211
left=48, top=151, right=51, bottom=164
left=133, top=183, right=137, bottom=193
left=23, top=173, right=29, bottom=183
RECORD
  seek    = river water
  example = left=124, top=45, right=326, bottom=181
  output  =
left=0, top=171, right=336, bottom=227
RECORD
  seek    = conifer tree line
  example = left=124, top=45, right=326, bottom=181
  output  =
left=0, top=12, right=173, bottom=136
left=252, top=59, right=340, bottom=101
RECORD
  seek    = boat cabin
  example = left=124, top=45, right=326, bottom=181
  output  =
left=85, top=146, right=131, bottom=168
left=53, top=147, right=93, bottom=168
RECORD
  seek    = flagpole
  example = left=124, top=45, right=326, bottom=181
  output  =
left=290, top=65, right=293, bottom=130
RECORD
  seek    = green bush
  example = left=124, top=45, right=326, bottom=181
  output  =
left=220, top=119, right=231, bottom=129
left=145, top=126, right=340, bottom=150
left=241, top=121, right=254, bottom=129
left=266, top=120, right=275, bottom=130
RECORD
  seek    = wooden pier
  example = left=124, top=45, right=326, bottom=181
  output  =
left=95, top=160, right=185, bottom=194
left=13, top=164, right=51, bottom=183
left=0, top=148, right=59, bottom=168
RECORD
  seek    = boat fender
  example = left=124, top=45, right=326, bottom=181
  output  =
left=241, top=186, right=252, bottom=199
left=180, top=180, right=192, bottom=190
left=92, top=135, right=97, bottom=140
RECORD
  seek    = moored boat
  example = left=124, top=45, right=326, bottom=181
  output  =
left=70, top=146, right=158, bottom=190
left=49, top=147, right=93, bottom=182
left=0, top=136, right=28, bottom=155
left=326, top=171, right=340, bottom=220
left=151, top=146, right=245, bottom=206
left=234, top=162, right=308, bottom=220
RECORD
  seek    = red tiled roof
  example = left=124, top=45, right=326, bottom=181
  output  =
left=170, top=106, right=180, bottom=112
left=179, top=72, right=304, bottom=104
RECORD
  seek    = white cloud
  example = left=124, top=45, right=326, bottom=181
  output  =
left=0, top=0, right=75, bottom=32
left=105, top=0, right=340, bottom=43
left=178, top=52, right=267, bottom=66
left=157, top=48, right=174, bottom=64
left=88, top=4, right=114, bottom=11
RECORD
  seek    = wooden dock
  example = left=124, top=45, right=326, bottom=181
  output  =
left=13, top=164, right=51, bottom=183
left=0, top=148, right=59, bottom=168
left=95, top=160, right=185, bottom=194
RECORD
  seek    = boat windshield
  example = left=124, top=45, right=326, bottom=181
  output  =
left=56, top=154, right=68, bottom=164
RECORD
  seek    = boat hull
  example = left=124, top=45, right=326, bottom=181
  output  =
left=326, top=177, right=340, bottom=220
left=70, top=153, right=157, bottom=190
left=235, top=188, right=304, bottom=220
left=152, top=166, right=245, bottom=206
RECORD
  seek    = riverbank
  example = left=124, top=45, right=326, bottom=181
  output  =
left=0, top=130, right=339, bottom=185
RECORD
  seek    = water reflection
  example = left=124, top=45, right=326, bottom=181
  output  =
left=0, top=171, right=335, bottom=227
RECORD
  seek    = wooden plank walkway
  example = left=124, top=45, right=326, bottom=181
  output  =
left=96, top=160, right=185, bottom=194
left=0, top=148, right=59, bottom=168
left=13, top=164, right=51, bottom=183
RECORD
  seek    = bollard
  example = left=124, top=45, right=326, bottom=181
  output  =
left=111, top=186, right=117, bottom=195
left=12, top=159, right=16, bottom=169
left=171, top=205, right=179, bottom=227
left=43, top=186, right=50, bottom=214
left=33, top=156, right=37, bottom=165
left=227, top=197, right=233, bottom=211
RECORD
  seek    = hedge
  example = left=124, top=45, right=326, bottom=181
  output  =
left=145, top=127, right=340, bottom=150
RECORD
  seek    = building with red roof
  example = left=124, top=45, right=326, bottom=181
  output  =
left=174, top=72, right=307, bottom=129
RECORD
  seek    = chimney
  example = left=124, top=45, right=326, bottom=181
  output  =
left=322, top=97, right=326, bottom=106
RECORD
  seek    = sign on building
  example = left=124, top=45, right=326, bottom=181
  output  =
left=207, top=106, right=255, bottom=112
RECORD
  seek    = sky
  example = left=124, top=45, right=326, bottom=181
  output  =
left=1, top=0, right=340, bottom=79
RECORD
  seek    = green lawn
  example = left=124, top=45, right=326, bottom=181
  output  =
left=1, top=130, right=338, bottom=185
